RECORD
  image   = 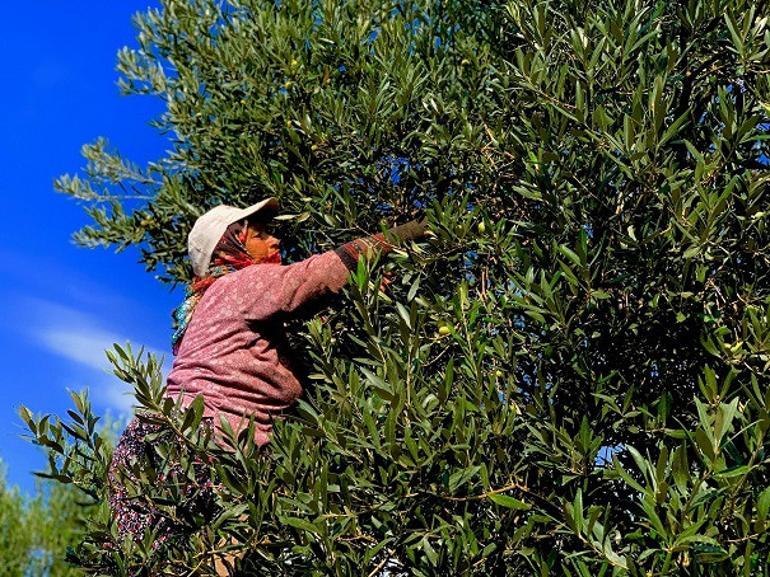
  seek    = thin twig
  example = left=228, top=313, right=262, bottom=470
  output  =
left=367, top=548, right=396, bottom=577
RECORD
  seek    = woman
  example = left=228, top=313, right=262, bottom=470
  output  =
left=108, top=197, right=428, bottom=560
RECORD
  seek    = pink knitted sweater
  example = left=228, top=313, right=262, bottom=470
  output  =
left=165, top=250, right=351, bottom=446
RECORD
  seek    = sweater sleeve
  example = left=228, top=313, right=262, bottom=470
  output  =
left=236, top=251, right=350, bottom=321
left=237, top=220, right=427, bottom=321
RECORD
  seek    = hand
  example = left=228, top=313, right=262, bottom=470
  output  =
left=385, top=219, right=428, bottom=243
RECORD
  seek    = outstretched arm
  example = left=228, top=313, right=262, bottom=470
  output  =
left=238, top=219, right=428, bottom=321
left=333, top=219, right=428, bottom=270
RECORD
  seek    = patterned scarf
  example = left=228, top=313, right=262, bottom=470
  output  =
left=171, top=219, right=281, bottom=355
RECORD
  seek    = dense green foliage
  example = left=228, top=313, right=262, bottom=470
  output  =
left=0, top=462, right=88, bottom=576
left=22, top=0, right=770, bottom=574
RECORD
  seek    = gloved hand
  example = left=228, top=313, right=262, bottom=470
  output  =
left=385, top=218, right=429, bottom=243
left=335, top=218, right=429, bottom=272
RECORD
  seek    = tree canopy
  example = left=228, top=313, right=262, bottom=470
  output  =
left=23, top=0, right=770, bottom=574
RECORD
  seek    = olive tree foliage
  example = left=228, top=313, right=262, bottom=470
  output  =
left=23, top=0, right=770, bottom=574
left=0, top=461, right=89, bottom=576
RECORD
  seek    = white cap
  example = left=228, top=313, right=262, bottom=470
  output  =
left=188, top=197, right=279, bottom=277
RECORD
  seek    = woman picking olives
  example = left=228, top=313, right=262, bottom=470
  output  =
left=107, top=197, right=428, bottom=570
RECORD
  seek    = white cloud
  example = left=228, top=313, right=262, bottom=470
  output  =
left=98, top=379, right=137, bottom=414
left=38, top=325, right=124, bottom=372
left=14, top=297, right=173, bottom=414
left=0, top=247, right=140, bottom=313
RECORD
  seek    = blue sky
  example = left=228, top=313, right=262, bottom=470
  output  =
left=0, top=1, right=174, bottom=494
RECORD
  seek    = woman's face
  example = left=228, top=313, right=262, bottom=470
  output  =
left=244, top=219, right=280, bottom=261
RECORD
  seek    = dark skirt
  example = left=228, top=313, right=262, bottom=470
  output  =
left=107, top=414, right=218, bottom=547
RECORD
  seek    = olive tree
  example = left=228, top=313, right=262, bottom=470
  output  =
left=24, top=0, right=770, bottom=574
